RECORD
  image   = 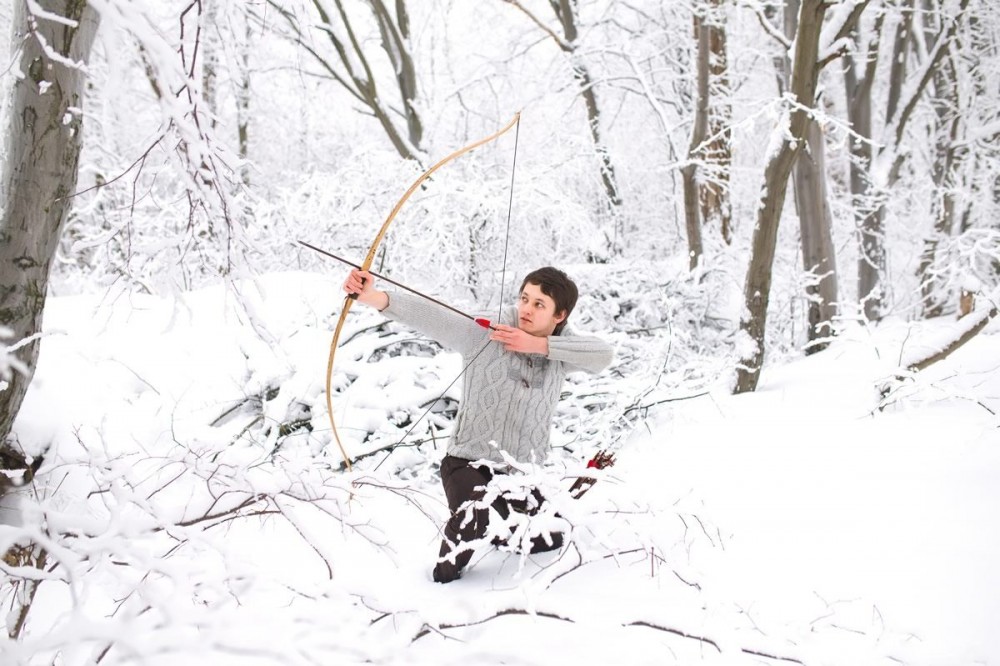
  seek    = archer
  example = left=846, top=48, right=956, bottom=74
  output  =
left=343, top=266, right=614, bottom=583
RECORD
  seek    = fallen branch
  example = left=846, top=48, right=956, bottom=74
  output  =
left=903, top=303, right=999, bottom=374
left=410, top=606, right=806, bottom=664
left=880, top=293, right=1000, bottom=405
left=410, top=607, right=718, bottom=649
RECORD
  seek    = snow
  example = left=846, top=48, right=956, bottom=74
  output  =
left=650, top=332, right=1000, bottom=664
left=2, top=273, right=999, bottom=665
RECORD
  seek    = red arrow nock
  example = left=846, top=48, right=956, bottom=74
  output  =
left=475, top=318, right=492, bottom=329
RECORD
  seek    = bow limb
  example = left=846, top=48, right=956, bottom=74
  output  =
left=326, top=112, right=522, bottom=471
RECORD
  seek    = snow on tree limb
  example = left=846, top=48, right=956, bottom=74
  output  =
left=899, top=285, right=1000, bottom=374
left=25, top=0, right=79, bottom=28
left=817, top=0, right=870, bottom=67
left=871, top=0, right=971, bottom=189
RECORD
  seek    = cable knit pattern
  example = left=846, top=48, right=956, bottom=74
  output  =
left=380, top=291, right=614, bottom=465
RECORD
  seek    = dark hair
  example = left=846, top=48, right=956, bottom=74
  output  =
left=519, top=266, right=578, bottom=335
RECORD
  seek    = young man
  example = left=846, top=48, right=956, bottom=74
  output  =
left=342, top=266, right=613, bottom=583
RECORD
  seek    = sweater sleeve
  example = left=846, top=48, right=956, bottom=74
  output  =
left=379, top=290, right=488, bottom=356
left=546, top=325, right=614, bottom=374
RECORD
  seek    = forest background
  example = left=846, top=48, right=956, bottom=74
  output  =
left=1, top=1, right=998, bottom=664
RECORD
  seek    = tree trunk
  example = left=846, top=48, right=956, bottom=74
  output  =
left=237, top=10, right=252, bottom=187
left=682, top=0, right=732, bottom=269
left=794, top=121, right=839, bottom=351
left=917, top=4, right=962, bottom=318
left=780, top=0, right=839, bottom=353
left=858, top=2, right=914, bottom=321
left=202, top=0, right=220, bottom=131
left=502, top=0, right=622, bottom=210
left=555, top=0, right=621, bottom=210
left=682, top=12, right=710, bottom=270
left=371, top=0, right=422, bottom=150
left=886, top=0, right=915, bottom=124
left=326, top=0, right=422, bottom=160
left=844, top=16, right=878, bottom=320
left=0, top=1, right=99, bottom=444
left=576, top=64, right=622, bottom=210
left=681, top=165, right=704, bottom=271
left=733, top=0, right=829, bottom=394
left=267, top=0, right=424, bottom=161
left=700, top=0, right=732, bottom=245
left=856, top=0, right=968, bottom=321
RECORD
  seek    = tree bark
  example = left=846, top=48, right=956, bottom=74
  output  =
left=503, top=0, right=622, bottom=210
left=371, top=0, right=422, bottom=150
left=266, top=0, right=423, bottom=161
left=681, top=164, right=704, bottom=271
left=700, top=0, right=732, bottom=245
left=917, top=4, right=962, bottom=318
left=682, top=0, right=732, bottom=269
left=682, top=12, right=710, bottom=270
left=794, top=121, right=839, bottom=351
left=857, top=2, right=914, bottom=322
left=0, top=1, right=99, bottom=444
left=886, top=0, right=915, bottom=125
left=779, top=0, right=839, bottom=353
left=844, top=13, right=879, bottom=320
left=855, top=0, right=969, bottom=321
left=903, top=296, right=998, bottom=375
left=576, top=63, right=622, bottom=209
left=202, top=0, right=220, bottom=131
left=733, top=0, right=830, bottom=394
left=237, top=9, right=252, bottom=187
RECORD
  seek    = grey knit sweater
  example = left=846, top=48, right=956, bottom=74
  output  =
left=381, top=291, right=614, bottom=465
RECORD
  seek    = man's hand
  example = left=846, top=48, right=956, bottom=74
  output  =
left=490, top=324, right=548, bottom=355
left=342, top=269, right=388, bottom=310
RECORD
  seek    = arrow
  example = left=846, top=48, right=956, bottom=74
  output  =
left=298, top=240, right=495, bottom=330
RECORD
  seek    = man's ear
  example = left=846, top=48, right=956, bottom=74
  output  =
left=554, top=309, right=568, bottom=325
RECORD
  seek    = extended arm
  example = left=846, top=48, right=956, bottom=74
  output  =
left=343, top=269, right=488, bottom=354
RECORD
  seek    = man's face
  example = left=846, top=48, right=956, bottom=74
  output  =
left=517, top=282, right=567, bottom=337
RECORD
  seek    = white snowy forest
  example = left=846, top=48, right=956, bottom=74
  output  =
left=1, top=0, right=999, bottom=664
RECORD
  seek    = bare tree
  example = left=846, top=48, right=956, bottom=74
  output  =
left=734, top=1, right=867, bottom=393
left=699, top=0, right=733, bottom=245
left=916, top=71, right=962, bottom=316
left=236, top=12, right=253, bottom=187
left=202, top=0, right=220, bottom=130
left=200, top=1, right=254, bottom=187
left=842, top=5, right=882, bottom=318
left=502, top=0, right=622, bottom=210
left=682, top=0, right=733, bottom=270
left=682, top=11, right=709, bottom=270
left=793, top=120, right=839, bottom=352
left=201, top=1, right=253, bottom=186
left=0, top=2, right=100, bottom=449
left=776, top=0, right=839, bottom=353
left=846, top=0, right=971, bottom=321
left=916, top=1, right=972, bottom=317
left=265, top=0, right=424, bottom=161
left=3, top=0, right=248, bottom=462
left=0, top=1, right=98, bottom=628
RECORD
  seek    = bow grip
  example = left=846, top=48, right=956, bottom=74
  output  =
left=348, top=275, right=367, bottom=301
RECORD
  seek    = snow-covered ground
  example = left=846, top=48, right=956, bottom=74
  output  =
left=3, top=272, right=998, bottom=665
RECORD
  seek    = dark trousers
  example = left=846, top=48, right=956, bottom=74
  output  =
left=435, top=455, right=563, bottom=579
